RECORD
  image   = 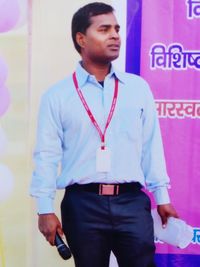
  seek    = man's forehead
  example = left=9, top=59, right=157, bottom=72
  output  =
left=90, top=13, right=119, bottom=27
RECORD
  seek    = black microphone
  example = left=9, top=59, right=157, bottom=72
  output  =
left=54, top=232, right=72, bottom=260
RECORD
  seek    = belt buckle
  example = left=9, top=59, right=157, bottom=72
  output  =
left=99, top=184, right=119, bottom=195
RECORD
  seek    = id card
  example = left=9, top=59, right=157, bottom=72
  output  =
left=96, top=147, right=111, bottom=172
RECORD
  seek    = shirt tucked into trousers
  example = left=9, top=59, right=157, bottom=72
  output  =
left=30, top=62, right=171, bottom=267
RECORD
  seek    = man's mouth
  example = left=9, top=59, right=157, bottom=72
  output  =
left=108, top=44, right=120, bottom=50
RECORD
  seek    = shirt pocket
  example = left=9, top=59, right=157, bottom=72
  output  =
left=116, top=107, right=143, bottom=141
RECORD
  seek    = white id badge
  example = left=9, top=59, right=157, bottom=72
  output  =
left=96, top=147, right=111, bottom=172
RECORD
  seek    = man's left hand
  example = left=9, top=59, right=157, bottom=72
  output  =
left=157, top=204, right=179, bottom=228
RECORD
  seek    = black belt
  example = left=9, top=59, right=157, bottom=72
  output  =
left=66, top=182, right=142, bottom=196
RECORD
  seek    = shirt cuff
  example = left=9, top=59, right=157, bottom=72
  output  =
left=36, top=197, right=54, bottom=214
left=152, top=187, right=170, bottom=205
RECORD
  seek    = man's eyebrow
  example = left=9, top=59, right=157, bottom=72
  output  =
left=98, top=24, right=120, bottom=28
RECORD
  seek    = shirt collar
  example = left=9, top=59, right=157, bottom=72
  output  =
left=75, top=61, right=125, bottom=87
left=109, top=64, right=125, bottom=84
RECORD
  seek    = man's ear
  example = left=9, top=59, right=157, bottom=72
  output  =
left=76, top=32, right=86, bottom=49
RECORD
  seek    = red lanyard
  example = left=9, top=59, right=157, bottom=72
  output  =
left=72, top=72, right=119, bottom=150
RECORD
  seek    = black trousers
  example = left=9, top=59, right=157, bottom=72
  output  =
left=61, top=184, right=156, bottom=267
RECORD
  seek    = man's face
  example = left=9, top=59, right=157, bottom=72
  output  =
left=78, top=12, right=121, bottom=63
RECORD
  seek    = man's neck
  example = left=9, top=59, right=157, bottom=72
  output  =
left=81, top=60, right=111, bottom=82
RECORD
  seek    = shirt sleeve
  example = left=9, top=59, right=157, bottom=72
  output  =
left=141, top=84, right=171, bottom=205
left=30, top=92, right=63, bottom=214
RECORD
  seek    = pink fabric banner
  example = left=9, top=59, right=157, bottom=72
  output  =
left=140, top=0, right=200, bottom=255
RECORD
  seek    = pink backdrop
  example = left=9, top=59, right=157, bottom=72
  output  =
left=140, top=0, right=200, bottom=255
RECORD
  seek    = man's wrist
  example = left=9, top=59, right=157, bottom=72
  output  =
left=37, top=212, right=55, bottom=216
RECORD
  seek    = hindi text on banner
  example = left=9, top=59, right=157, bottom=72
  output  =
left=156, top=100, right=200, bottom=119
left=150, top=43, right=200, bottom=71
left=186, top=0, right=200, bottom=19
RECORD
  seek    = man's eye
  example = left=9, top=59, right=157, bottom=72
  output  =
left=100, top=28, right=108, bottom=32
left=116, top=27, right=120, bottom=33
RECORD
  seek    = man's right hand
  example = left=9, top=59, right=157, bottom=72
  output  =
left=38, top=213, right=63, bottom=246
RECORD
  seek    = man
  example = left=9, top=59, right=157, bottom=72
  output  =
left=30, top=2, right=178, bottom=267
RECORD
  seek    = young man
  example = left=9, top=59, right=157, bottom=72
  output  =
left=30, top=2, right=178, bottom=267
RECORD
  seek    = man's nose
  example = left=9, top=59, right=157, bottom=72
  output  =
left=110, top=29, right=120, bottom=39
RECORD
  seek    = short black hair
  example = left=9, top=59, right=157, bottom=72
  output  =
left=71, top=2, right=114, bottom=53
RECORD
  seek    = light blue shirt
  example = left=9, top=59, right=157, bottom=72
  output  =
left=30, top=62, right=170, bottom=214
